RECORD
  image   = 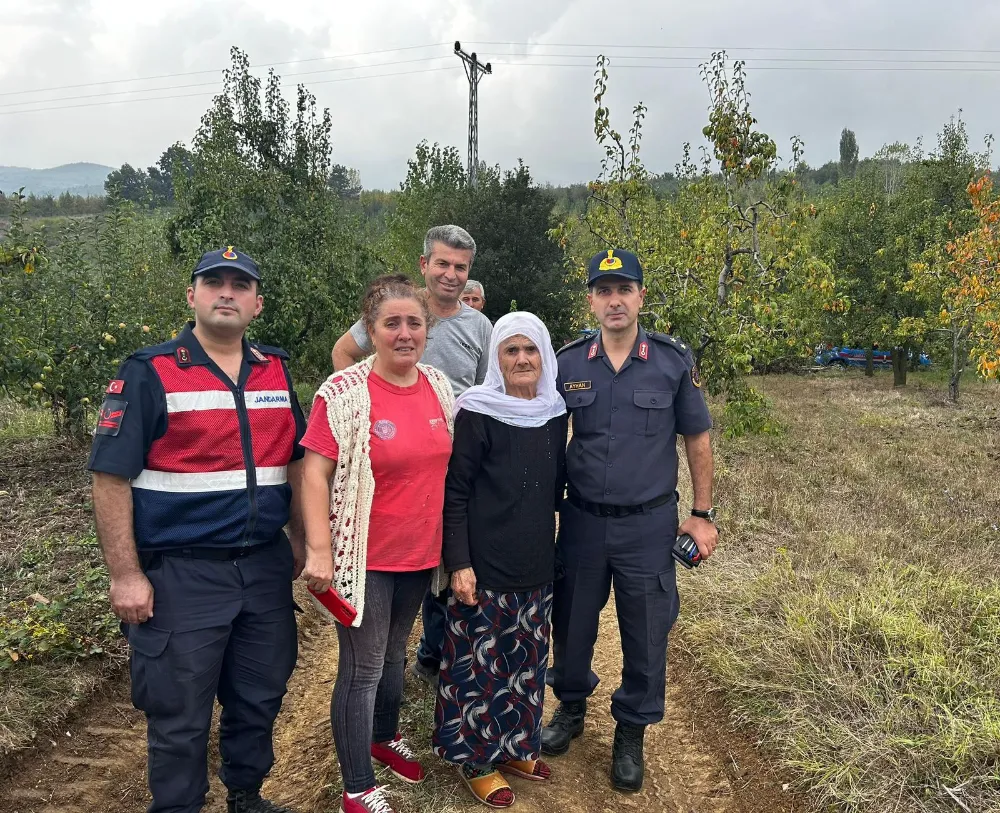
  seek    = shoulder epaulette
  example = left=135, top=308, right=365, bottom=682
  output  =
left=556, top=335, right=591, bottom=357
left=131, top=340, right=178, bottom=361
left=252, top=344, right=290, bottom=361
left=648, top=332, right=694, bottom=357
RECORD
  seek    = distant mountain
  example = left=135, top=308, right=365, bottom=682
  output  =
left=0, top=162, right=114, bottom=197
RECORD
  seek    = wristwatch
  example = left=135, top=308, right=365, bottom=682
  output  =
left=691, top=507, right=717, bottom=523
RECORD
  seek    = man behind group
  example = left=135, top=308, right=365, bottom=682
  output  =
left=460, top=279, right=486, bottom=312
left=88, top=247, right=307, bottom=813
left=543, top=248, right=719, bottom=793
left=331, top=224, right=492, bottom=683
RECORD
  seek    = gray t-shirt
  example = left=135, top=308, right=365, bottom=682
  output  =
left=349, top=303, right=492, bottom=396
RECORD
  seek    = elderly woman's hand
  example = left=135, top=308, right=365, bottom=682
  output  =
left=451, top=567, right=478, bottom=606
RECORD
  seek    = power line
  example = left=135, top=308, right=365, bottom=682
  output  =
left=486, top=53, right=1000, bottom=65
left=0, top=56, right=451, bottom=110
left=467, top=40, right=1000, bottom=55
left=0, top=66, right=461, bottom=117
left=0, top=42, right=449, bottom=99
left=490, top=60, right=1000, bottom=73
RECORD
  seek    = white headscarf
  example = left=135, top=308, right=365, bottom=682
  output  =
left=454, top=311, right=567, bottom=428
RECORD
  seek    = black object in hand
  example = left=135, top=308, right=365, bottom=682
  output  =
left=672, top=533, right=702, bottom=569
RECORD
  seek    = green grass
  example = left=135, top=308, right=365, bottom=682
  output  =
left=676, top=371, right=1000, bottom=813
left=0, top=399, right=54, bottom=440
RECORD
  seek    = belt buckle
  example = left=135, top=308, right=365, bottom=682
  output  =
left=598, top=503, right=613, bottom=518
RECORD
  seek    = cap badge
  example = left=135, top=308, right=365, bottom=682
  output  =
left=598, top=249, right=623, bottom=272
left=222, top=246, right=238, bottom=260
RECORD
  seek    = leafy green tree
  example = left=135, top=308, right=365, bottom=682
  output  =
left=384, top=142, right=575, bottom=340
left=166, top=47, right=376, bottom=376
left=554, top=53, right=835, bottom=433
left=146, top=143, right=194, bottom=206
left=839, top=128, right=859, bottom=178
left=328, top=164, right=362, bottom=201
left=104, top=163, right=150, bottom=203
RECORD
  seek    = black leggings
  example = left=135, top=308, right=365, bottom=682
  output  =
left=332, top=569, right=431, bottom=793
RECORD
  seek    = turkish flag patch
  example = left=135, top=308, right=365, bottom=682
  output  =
left=95, top=398, right=127, bottom=436
left=106, top=379, right=125, bottom=394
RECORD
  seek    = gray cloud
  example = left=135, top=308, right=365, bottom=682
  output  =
left=1, top=0, right=998, bottom=188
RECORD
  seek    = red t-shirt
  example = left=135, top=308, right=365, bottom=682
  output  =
left=301, top=371, right=452, bottom=572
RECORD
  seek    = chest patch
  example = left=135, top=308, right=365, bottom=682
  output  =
left=373, top=419, right=397, bottom=440
left=564, top=381, right=592, bottom=392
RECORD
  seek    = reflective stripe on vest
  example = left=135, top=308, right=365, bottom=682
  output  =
left=132, top=354, right=296, bottom=549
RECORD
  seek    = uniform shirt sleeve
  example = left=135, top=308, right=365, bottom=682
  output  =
left=674, top=354, right=713, bottom=436
left=279, top=360, right=307, bottom=461
left=86, top=357, right=165, bottom=480
left=301, top=395, right=339, bottom=460
left=442, top=410, right=489, bottom=573
left=348, top=319, right=373, bottom=355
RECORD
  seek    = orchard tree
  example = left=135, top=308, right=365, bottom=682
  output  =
left=839, top=128, right=859, bottom=179
left=167, top=47, right=377, bottom=375
left=555, top=53, right=835, bottom=433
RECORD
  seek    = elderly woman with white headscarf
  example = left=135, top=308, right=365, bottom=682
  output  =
left=432, top=312, right=567, bottom=809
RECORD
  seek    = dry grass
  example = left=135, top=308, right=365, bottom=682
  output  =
left=676, top=372, right=1000, bottom=813
left=0, top=406, right=122, bottom=760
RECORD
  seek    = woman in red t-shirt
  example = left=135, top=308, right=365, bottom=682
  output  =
left=300, top=275, right=454, bottom=813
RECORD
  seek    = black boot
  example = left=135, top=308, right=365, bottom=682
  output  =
left=227, top=789, right=295, bottom=813
left=541, top=699, right=587, bottom=756
left=611, top=721, right=645, bottom=792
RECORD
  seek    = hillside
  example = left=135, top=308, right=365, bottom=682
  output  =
left=0, top=162, right=112, bottom=197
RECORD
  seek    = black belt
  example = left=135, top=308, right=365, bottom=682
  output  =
left=139, top=538, right=276, bottom=568
left=567, top=491, right=675, bottom=518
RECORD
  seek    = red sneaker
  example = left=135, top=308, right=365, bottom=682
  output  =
left=371, top=734, right=425, bottom=784
left=340, top=785, right=394, bottom=813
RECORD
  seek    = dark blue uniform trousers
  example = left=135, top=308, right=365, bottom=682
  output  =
left=125, top=541, right=297, bottom=813
left=415, top=588, right=447, bottom=671
left=549, top=499, right=680, bottom=726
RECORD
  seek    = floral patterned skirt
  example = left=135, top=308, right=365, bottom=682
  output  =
left=432, top=584, right=553, bottom=766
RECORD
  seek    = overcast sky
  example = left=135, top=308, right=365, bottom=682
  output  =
left=3, top=0, right=999, bottom=189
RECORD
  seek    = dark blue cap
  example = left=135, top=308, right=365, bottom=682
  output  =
left=586, top=248, right=643, bottom=286
left=192, top=246, right=261, bottom=282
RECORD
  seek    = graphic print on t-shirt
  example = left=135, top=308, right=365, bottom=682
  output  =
left=373, top=419, right=397, bottom=440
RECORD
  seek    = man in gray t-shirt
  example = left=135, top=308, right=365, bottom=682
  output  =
left=345, top=301, right=491, bottom=396
left=330, top=225, right=492, bottom=685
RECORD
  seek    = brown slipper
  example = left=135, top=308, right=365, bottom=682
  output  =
left=458, top=767, right=516, bottom=808
left=497, top=758, right=552, bottom=782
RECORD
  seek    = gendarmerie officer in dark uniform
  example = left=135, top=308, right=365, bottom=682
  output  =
left=542, top=248, right=719, bottom=792
left=88, top=248, right=306, bottom=813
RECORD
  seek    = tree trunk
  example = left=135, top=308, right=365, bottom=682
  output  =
left=949, top=330, right=961, bottom=403
left=892, top=346, right=908, bottom=387
left=865, top=345, right=875, bottom=377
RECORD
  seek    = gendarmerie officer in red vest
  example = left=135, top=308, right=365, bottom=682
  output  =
left=88, top=247, right=306, bottom=813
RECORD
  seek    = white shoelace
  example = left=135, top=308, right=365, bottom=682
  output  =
left=387, top=737, right=417, bottom=761
left=362, top=786, right=393, bottom=813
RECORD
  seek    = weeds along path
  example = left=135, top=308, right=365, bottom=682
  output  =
left=0, top=584, right=807, bottom=813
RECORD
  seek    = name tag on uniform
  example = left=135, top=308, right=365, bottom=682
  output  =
left=564, top=381, right=591, bottom=391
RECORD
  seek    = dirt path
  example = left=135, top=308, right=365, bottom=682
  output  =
left=0, top=585, right=807, bottom=813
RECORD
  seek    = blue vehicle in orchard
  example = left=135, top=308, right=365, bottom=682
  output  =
left=814, top=346, right=931, bottom=368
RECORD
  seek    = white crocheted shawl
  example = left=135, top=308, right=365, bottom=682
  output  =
left=314, top=356, right=455, bottom=627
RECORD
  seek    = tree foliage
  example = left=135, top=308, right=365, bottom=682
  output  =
left=553, top=53, right=834, bottom=432
left=165, top=47, right=378, bottom=375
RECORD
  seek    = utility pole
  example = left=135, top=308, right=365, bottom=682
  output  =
left=454, top=41, right=491, bottom=186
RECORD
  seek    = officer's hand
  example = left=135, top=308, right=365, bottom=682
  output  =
left=302, top=549, right=334, bottom=594
left=451, top=568, right=478, bottom=606
left=679, top=516, right=719, bottom=561
left=110, top=571, right=155, bottom=625
left=290, top=538, right=307, bottom=581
